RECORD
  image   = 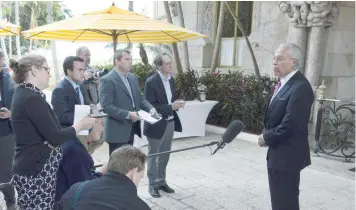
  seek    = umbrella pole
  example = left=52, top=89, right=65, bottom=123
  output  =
left=112, top=31, right=118, bottom=65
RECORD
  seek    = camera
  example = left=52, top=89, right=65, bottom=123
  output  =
left=86, top=68, right=110, bottom=81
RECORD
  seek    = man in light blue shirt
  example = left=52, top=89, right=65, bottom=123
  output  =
left=52, top=56, right=87, bottom=128
left=52, top=56, right=105, bottom=154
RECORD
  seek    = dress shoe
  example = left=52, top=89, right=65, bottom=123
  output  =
left=157, top=184, right=175, bottom=193
left=148, top=187, right=161, bottom=198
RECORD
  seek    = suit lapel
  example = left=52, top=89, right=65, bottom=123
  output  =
left=127, top=73, right=137, bottom=102
left=266, top=79, right=294, bottom=118
left=111, top=69, right=131, bottom=98
left=63, top=78, right=80, bottom=104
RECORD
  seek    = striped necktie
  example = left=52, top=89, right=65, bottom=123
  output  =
left=269, top=81, right=281, bottom=105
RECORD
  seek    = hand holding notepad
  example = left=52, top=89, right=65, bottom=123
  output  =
left=137, top=110, right=162, bottom=124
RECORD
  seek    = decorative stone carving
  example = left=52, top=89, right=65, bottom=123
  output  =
left=278, top=1, right=339, bottom=27
left=252, top=1, right=261, bottom=31
left=197, top=1, right=216, bottom=40
left=307, top=1, right=339, bottom=27
left=169, top=1, right=179, bottom=17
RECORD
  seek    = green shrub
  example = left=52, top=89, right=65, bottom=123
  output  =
left=175, top=69, right=200, bottom=100
left=175, top=69, right=277, bottom=134
left=92, top=63, right=114, bottom=71
left=131, top=63, right=152, bottom=91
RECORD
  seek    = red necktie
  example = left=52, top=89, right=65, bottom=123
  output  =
left=269, top=81, right=281, bottom=106
left=273, top=81, right=281, bottom=96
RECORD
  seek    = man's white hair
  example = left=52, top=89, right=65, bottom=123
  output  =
left=76, top=46, right=89, bottom=56
left=279, top=43, right=303, bottom=70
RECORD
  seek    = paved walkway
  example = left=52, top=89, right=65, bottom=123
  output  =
left=92, top=133, right=355, bottom=210
left=1, top=133, right=354, bottom=209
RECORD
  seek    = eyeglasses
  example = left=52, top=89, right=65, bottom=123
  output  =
left=273, top=56, right=295, bottom=62
left=40, top=66, right=50, bottom=73
left=163, top=61, right=174, bottom=66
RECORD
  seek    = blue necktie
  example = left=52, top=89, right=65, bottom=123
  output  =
left=75, top=87, right=82, bottom=104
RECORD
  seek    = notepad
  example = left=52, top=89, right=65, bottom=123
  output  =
left=74, top=105, right=90, bottom=135
left=137, top=110, right=161, bottom=124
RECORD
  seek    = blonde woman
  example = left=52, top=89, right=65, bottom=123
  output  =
left=9, top=54, right=96, bottom=210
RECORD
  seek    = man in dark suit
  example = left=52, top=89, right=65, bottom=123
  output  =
left=144, top=53, right=185, bottom=198
left=57, top=145, right=151, bottom=210
left=0, top=51, right=18, bottom=209
left=99, top=49, right=156, bottom=155
left=52, top=56, right=88, bottom=127
left=51, top=56, right=104, bottom=154
left=259, top=43, right=314, bottom=210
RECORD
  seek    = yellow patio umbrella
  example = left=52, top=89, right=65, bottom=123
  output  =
left=0, top=19, right=21, bottom=36
left=22, top=4, right=207, bottom=52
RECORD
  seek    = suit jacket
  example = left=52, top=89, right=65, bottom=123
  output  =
left=99, top=69, right=153, bottom=143
left=51, top=78, right=89, bottom=128
left=143, top=72, right=182, bottom=139
left=57, top=171, right=151, bottom=210
left=0, top=68, right=14, bottom=109
left=55, top=139, right=102, bottom=202
left=0, top=68, right=14, bottom=136
left=263, top=71, right=314, bottom=171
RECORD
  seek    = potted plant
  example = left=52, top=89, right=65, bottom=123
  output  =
left=198, top=84, right=207, bottom=101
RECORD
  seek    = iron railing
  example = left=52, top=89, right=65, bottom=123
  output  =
left=313, top=99, right=355, bottom=163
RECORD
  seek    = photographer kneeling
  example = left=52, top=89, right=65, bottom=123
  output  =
left=57, top=145, right=151, bottom=210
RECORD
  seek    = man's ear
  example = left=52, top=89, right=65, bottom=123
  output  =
left=31, top=65, right=37, bottom=77
left=293, top=59, right=297, bottom=66
left=67, top=69, right=72, bottom=76
left=126, top=169, right=134, bottom=179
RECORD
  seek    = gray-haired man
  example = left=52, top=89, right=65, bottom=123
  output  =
left=99, top=49, right=157, bottom=155
left=259, top=43, right=314, bottom=210
left=144, top=53, right=185, bottom=198
left=76, top=46, right=99, bottom=105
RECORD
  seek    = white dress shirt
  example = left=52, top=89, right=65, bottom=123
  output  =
left=65, top=76, right=84, bottom=105
left=157, top=71, right=174, bottom=120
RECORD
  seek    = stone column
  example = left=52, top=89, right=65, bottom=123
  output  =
left=278, top=1, right=310, bottom=72
left=305, top=27, right=328, bottom=90
left=197, top=1, right=217, bottom=68
left=278, top=1, right=339, bottom=89
left=304, top=1, right=338, bottom=89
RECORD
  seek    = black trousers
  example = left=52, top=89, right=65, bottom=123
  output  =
left=268, top=168, right=301, bottom=210
left=0, top=134, right=16, bottom=207
left=108, top=122, right=139, bottom=156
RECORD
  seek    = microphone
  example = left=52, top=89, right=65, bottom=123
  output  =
left=212, top=120, right=245, bottom=155
left=147, top=120, right=244, bottom=157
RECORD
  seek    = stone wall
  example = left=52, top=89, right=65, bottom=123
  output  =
left=152, top=1, right=355, bottom=101
left=321, top=2, right=355, bottom=100
left=235, top=1, right=290, bottom=76
left=153, top=1, right=209, bottom=71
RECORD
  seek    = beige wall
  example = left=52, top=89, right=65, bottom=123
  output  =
left=321, top=2, right=355, bottom=100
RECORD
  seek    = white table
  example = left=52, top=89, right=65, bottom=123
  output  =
left=134, top=100, right=218, bottom=147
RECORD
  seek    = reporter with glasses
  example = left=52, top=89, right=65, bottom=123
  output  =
left=9, top=54, right=96, bottom=210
